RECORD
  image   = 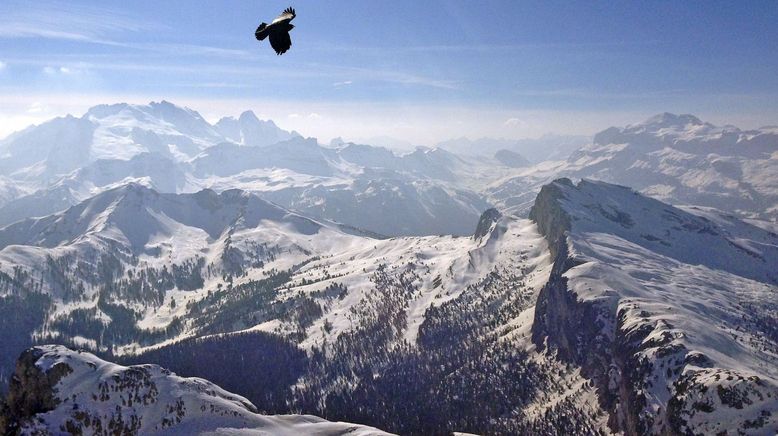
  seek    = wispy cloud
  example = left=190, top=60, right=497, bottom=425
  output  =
left=515, top=87, right=692, bottom=100
left=26, top=102, right=48, bottom=114
left=171, top=82, right=259, bottom=89
left=43, top=65, right=87, bottom=76
left=6, top=54, right=459, bottom=91
left=0, top=61, right=6, bottom=70
left=307, top=63, right=460, bottom=90
left=130, top=43, right=250, bottom=58
left=503, top=117, right=525, bottom=128
left=0, top=1, right=248, bottom=58
left=0, top=1, right=150, bottom=43
left=302, top=40, right=666, bottom=55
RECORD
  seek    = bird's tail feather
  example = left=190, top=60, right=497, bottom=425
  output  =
left=255, top=22, right=268, bottom=41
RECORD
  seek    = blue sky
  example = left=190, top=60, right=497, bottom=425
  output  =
left=1, top=0, right=777, bottom=143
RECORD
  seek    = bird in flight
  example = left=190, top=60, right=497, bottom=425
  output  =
left=255, top=7, right=296, bottom=55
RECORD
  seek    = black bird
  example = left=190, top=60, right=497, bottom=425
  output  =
left=255, top=7, right=296, bottom=55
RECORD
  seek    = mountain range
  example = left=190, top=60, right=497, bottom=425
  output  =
left=0, top=102, right=501, bottom=237
left=489, top=113, right=778, bottom=223
left=0, top=177, right=775, bottom=435
left=2, top=104, right=776, bottom=240
left=0, top=103, right=776, bottom=435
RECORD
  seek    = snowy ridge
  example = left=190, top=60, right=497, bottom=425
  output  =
left=530, top=178, right=778, bottom=435
left=3, top=345, right=391, bottom=435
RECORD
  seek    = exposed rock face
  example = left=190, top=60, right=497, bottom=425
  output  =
left=1, top=348, right=72, bottom=434
left=529, top=181, right=617, bottom=428
left=529, top=178, right=778, bottom=435
left=473, top=208, right=502, bottom=240
left=527, top=178, right=572, bottom=258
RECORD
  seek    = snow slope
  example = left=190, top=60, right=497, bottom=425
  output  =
left=3, top=345, right=391, bottom=435
left=0, top=184, right=593, bottom=435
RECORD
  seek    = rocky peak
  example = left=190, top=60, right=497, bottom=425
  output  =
left=473, top=208, right=502, bottom=240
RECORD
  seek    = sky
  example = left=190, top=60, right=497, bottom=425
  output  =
left=1, top=0, right=777, bottom=144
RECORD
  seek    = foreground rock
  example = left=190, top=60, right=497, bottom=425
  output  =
left=0, top=345, right=392, bottom=435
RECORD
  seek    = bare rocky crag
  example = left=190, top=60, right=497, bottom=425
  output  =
left=0, top=348, right=73, bottom=434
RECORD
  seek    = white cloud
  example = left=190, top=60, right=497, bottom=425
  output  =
left=42, top=65, right=88, bottom=76
left=0, top=61, right=6, bottom=70
left=333, top=80, right=353, bottom=87
left=310, top=62, right=460, bottom=89
left=308, top=113, right=322, bottom=120
left=503, top=117, right=525, bottom=128
left=26, top=102, right=47, bottom=114
left=288, top=113, right=300, bottom=119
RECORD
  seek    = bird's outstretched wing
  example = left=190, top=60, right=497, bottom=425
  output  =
left=255, top=23, right=269, bottom=41
left=272, top=7, right=296, bottom=24
left=269, top=30, right=292, bottom=55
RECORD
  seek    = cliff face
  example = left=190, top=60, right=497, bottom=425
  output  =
left=529, top=180, right=623, bottom=430
left=529, top=178, right=778, bottom=435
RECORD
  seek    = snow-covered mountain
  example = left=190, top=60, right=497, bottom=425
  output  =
left=0, top=345, right=390, bottom=435
left=0, top=183, right=538, bottom=360
left=489, top=113, right=778, bottom=223
left=1, top=178, right=775, bottom=434
left=0, top=102, right=500, bottom=236
left=214, top=110, right=298, bottom=147
left=530, top=178, right=778, bottom=435
left=0, top=101, right=292, bottom=189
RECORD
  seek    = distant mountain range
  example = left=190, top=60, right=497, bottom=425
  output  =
left=489, top=112, right=778, bottom=223
left=2, top=104, right=775, bottom=240
left=0, top=101, right=501, bottom=236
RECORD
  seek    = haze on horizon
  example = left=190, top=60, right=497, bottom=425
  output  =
left=1, top=0, right=777, bottom=144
